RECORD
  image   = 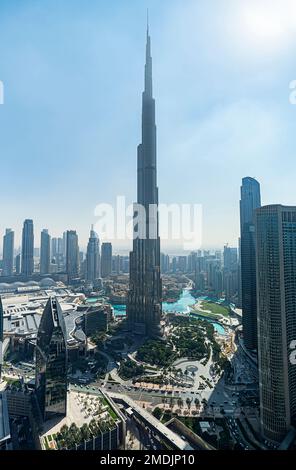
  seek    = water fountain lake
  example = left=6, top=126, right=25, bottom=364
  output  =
left=87, top=289, right=226, bottom=335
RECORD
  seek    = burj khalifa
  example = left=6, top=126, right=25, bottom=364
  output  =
left=127, top=24, right=163, bottom=338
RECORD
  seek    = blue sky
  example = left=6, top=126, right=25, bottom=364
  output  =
left=1, top=0, right=296, bottom=252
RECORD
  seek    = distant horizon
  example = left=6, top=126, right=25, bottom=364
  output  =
left=1, top=0, right=296, bottom=250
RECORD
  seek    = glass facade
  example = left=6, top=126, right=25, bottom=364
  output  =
left=256, top=205, right=296, bottom=442
left=35, top=298, right=68, bottom=421
left=240, top=177, right=261, bottom=350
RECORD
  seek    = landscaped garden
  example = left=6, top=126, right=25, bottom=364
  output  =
left=199, top=301, right=230, bottom=317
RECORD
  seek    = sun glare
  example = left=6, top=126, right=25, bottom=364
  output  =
left=241, top=2, right=296, bottom=48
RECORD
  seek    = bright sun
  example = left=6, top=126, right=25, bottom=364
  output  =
left=244, top=8, right=284, bottom=39
left=242, top=2, right=296, bottom=47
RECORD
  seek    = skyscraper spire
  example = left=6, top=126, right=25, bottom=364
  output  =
left=144, top=14, right=153, bottom=98
left=127, top=21, right=162, bottom=338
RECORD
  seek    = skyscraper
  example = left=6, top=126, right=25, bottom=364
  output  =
left=15, top=253, right=21, bottom=275
left=255, top=205, right=296, bottom=442
left=223, top=246, right=238, bottom=303
left=86, top=226, right=100, bottom=283
left=240, top=177, right=261, bottom=350
left=127, top=24, right=162, bottom=337
left=35, top=297, right=68, bottom=421
left=2, top=229, right=14, bottom=277
left=66, top=230, right=79, bottom=282
left=0, top=298, right=3, bottom=380
left=101, top=242, right=112, bottom=278
left=21, top=219, right=34, bottom=277
left=40, top=229, right=51, bottom=275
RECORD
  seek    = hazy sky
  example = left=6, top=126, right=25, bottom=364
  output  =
left=1, top=0, right=296, bottom=252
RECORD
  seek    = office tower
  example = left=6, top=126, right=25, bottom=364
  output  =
left=0, top=298, right=3, bottom=379
left=2, top=229, right=14, bottom=276
left=206, top=257, right=222, bottom=295
left=172, top=257, right=177, bottom=273
left=112, top=255, right=120, bottom=275
left=255, top=205, right=296, bottom=442
left=35, top=297, right=68, bottom=421
left=51, top=237, right=63, bottom=258
left=40, top=229, right=51, bottom=275
left=178, top=256, right=187, bottom=273
left=21, top=219, right=34, bottom=276
left=101, top=242, right=112, bottom=278
left=224, top=270, right=239, bottom=303
left=15, top=253, right=21, bottom=275
left=86, top=226, right=100, bottom=283
left=188, top=252, right=197, bottom=273
left=223, top=245, right=237, bottom=271
left=240, top=177, right=261, bottom=350
left=237, top=238, right=242, bottom=308
left=223, top=246, right=239, bottom=302
left=62, top=231, right=67, bottom=258
left=127, top=24, right=162, bottom=337
left=66, top=230, right=79, bottom=281
left=51, top=237, right=64, bottom=270
left=160, top=253, right=170, bottom=274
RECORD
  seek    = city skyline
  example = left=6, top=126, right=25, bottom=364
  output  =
left=1, top=0, right=296, bottom=249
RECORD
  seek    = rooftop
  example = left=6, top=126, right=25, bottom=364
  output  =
left=40, top=389, right=122, bottom=450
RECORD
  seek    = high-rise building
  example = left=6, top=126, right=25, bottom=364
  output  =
left=160, top=253, right=170, bottom=274
left=21, top=219, right=34, bottom=277
left=66, top=230, right=79, bottom=281
left=15, top=253, right=21, bottom=275
left=86, top=226, right=100, bottom=283
left=51, top=237, right=64, bottom=271
left=255, top=205, right=296, bottom=442
left=188, top=252, right=197, bottom=273
left=35, top=297, right=68, bottom=421
left=51, top=237, right=63, bottom=259
left=62, top=231, right=67, bottom=259
left=223, top=245, right=239, bottom=303
left=0, top=298, right=3, bottom=379
left=2, top=229, right=14, bottom=277
left=40, top=229, right=51, bottom=275
left=240, top=177, right=261, bottom=350
left=101, top=242, right=112, bottom=278
left=127, top=25, right=162, bottom=338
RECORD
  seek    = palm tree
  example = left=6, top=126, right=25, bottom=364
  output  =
left=80, top=423, right=91, bottom=442
left=177, top=397, right=183, bottom=409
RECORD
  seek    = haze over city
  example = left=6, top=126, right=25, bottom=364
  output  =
left=1, top=0, right=296, bottom=250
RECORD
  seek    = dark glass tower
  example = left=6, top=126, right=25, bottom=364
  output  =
left=101, top=242, right=112, bottom=278
left=127, top=24, right=162, bottom=338
left=66, top=230, right=79, bottom=282
left=256, top=205, right=296, bottom=442
left=35, top=297, right=68, bottom=421
left=21, top=219, right=34, bottom=277
left=2, top=229, right=14, bottom=277
left=240, top=177, right=261, bottom=351
left=86, top=225, right=100, bottom=282
left=40, top=229, right=51, bottom=275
